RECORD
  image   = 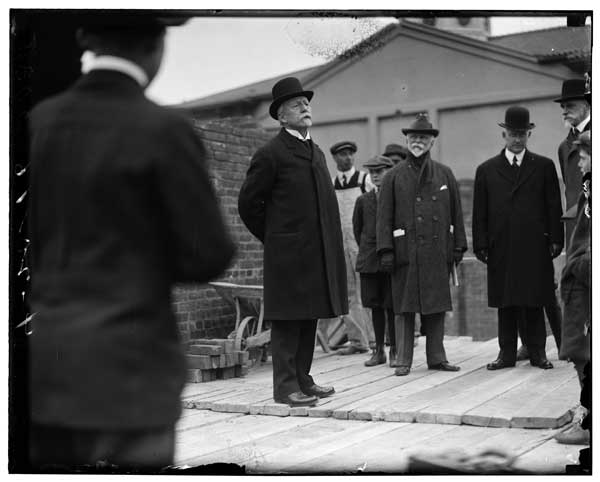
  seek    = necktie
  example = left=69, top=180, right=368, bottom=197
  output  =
left=342, top=174, right=347, bottom=187
left=512, top=156, right=519, bottom=169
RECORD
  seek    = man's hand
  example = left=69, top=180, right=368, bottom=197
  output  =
left=379, top=252, right=395, bottom=273
left=453, top=249, right=464, bottom=266
left=549, top=243, right=562, bottom=259
left=475, top=249, right=488, bottom=264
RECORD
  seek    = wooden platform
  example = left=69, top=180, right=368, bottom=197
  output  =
left=181, top=336, right=579, bottom=429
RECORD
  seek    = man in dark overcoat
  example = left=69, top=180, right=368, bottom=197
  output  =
left=472, top=106, right=563, bottom=371
left=238, top=77, right=348, bottom=407
left=377, top=114, right=467, bottom=376
left=27, top=15, right=235, bottom=469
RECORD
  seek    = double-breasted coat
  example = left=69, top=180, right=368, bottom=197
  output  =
left=558, top=120, right=591, bottom=246
left=472, top=149, right=563, bottom=308
left=377, top=153, right=467, bottom=315
left=238, top=129, right=348, bottom=320
left=28, top=71, right=235, bottom=430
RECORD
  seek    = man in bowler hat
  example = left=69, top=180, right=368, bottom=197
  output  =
left=473, top=106, right=563, bottom=371
left=27, top=14, right=235, bottom=469
left=377, top=113, right=467, bottom=376
left=239, top=77, right=347, bottom=407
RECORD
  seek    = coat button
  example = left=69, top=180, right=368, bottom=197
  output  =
left=417, top=216, right=423, bottom=222
left=432, top=195, right=437, bottom=201
left=433, top=215, right=438, bottom=221
left=433, top=235, right=438, bottom=240
left=416, top=196, right=422, bottom=202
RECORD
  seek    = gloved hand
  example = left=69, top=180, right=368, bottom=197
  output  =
left=549, top=243, right=562, bottom=259
left=379, top=252, right=395, bottom=273
left=453, top=249, right=464, bottom=265
left=475, top=249, right=488, bottom=264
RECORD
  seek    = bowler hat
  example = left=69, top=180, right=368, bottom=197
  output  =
left=330, top=141, right=357, bottom=155
left=498, top=106, right=535, bottom=131
left=553, top=78, right=590, bottom=103
left=402, top=113, right=439, bottom=137
left=573, top=130, right=591, bottom=153
left=363, top=155, right=394, bottom=170
left=269, top=77, right=314, bottom=120
left=383, top=143, right=408, bottom=158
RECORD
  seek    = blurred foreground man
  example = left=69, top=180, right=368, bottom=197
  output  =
left=28, top=15, right=235, bottom=470
left=239, top=77, right=347, bottom=407
left=377, top=114, right=467, bottom=376
left=472, top=106, right=563, bottom=371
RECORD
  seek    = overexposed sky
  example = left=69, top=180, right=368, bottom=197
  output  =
left=147, top=15, right=573, bottom=105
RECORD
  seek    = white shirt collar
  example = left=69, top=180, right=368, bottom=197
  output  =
left=504, top=148, right=525, bottom=166
left=575, top=115, right=591, bottom=133
left=337, top=166, right=356, bottom=181
left=81, top=50, right=149, bottom=88
left=284, top=128, right=311, bottom=141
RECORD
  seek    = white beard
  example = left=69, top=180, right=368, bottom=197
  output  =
left=408, top=146, right=426, bottom=157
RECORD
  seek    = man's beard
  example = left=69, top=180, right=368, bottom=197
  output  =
left=564, top=118, right=575, bottom=129
left=408, top=146, right=427, bottom=157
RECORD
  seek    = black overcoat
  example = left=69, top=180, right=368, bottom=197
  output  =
left=472, top=149, right=563, bottom=308
left=558, top=120, right=591, bottom=245
left=238, top=129, right=348, bottom=320
left=377, top=153, right=467, bottom=315
left=353, top=190, right=380, bottom=273
left=28, top=71, right=235, bottom=429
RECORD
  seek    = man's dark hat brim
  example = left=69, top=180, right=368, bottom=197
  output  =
left=401, top=128, right=439, bottom=137
left=269, top=91, right=314, bottom=120
left=498, top=122, right=536, bottom=130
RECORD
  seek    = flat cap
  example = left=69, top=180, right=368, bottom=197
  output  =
left=330, top=141, right=357, bottom=155
left=363, top=155, right=394, bottom=170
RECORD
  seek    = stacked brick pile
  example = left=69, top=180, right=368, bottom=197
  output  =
left=186, top=338, right=250, bottom=383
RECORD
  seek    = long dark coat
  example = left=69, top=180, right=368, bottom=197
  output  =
left=472, top=149, right=563, bottom=308
left=353, top=190, right=380, bottom=273
left=238, top=129, right=348, bottom=320
left=377, top=153, right=467, bottom=315
left=28, top=71, right=235, bottom=429
left=558, top=120, right=591, bottom=246
left=559, top=188, right=591, bottom=361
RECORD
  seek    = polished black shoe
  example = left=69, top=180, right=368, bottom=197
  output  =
left=530, top=357, right=554, bottom=369
left=516, top=345, right=529, bottom=361
left=274, top=391, right=318, bottom=407
left=394, top=366, right=410, bottom=376
left=486, top=359, right=516, bottom=370
left=303, top=384, right=335, bottom=398
left=365, top=345, right=386, bottom=366
left=428, top=361, right=460, bottom=372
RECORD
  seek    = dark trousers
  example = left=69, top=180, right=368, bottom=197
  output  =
left=270, top=319, right=317, bottom=400
left=395, top=312, right=447, bottom=368
left=498, top=306, right=546, bottom=363
left=29, top=423, right=175, bottom=471
left=372, top=307, right=395, bottom=347
left=544, top=289, right=563, bottom=351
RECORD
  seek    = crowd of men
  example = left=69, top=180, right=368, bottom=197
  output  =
left=24, top=13, right=590, bottom=473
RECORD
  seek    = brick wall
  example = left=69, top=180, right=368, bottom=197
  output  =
left=172, top=116, right=270, bottom=342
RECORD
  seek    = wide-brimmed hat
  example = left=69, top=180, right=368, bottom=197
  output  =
left=330, top=141, right=357, bottom=155
left=573, top=130, right=591, bottom=153
left=383, top=143, right=408, bottom=158
left=363, top=155, right=394, bottom=170
left=553, top=78, right=590, bottom=103
left=269, top=77, right=314, bottom=120
left=402, top=113, right=439, bottom=137
left=498, top=106, right=535, bottom=131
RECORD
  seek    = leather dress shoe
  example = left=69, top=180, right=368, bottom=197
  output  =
left=337, top=344, right=368, bottom=355
left=530, top=357, right=553, bottom=369
left=303, top=384, right=335, bottom=398
left=516, top=345, right=529, bottom=361
left=428, top=361, right=460, bottom=372
left=274, top=391, right=318, bottom=407
left=394, top=366, right=410, bottom=376
left=486, top=359, right=516, bottom=370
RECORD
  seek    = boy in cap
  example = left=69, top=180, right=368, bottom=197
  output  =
left=383, top=143, right=409, bottom=164
left=353, top=155, right=397, bottom=366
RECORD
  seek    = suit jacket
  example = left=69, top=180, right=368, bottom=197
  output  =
left=28, top=71, right=235, bottom=429
left=377, top=152, right=467, bottom=314
left=558, top=120, right=591, bottom=246
left=472, top=149, right=563, bottom=308
left=353, top=190, right=380, bottom=273
left=238, top=129, right=348, bottom=320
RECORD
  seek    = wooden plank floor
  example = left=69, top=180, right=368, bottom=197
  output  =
left=181, top=336, right=579, bottom=428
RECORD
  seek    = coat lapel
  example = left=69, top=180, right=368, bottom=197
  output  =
left=494, top=150, right=515, bottom=184
left=278, top=128, right=312, bottom=161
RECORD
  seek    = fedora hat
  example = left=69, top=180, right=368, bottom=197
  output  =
left=498, top=106, right=535, bottom=131
left=401, top=113, right=439, bottom=137
left=363, top=155, right=394, bottom=170
left=553, top=78, right=590, bottom=103
left=269, top=77, right=314, bottom=120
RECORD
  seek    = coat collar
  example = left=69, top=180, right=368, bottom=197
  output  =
left=278, top=128, right=313, bottom=161
left=494, top=148, right=536, bottom=193
left=406, top=151, right=433, bottom=185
